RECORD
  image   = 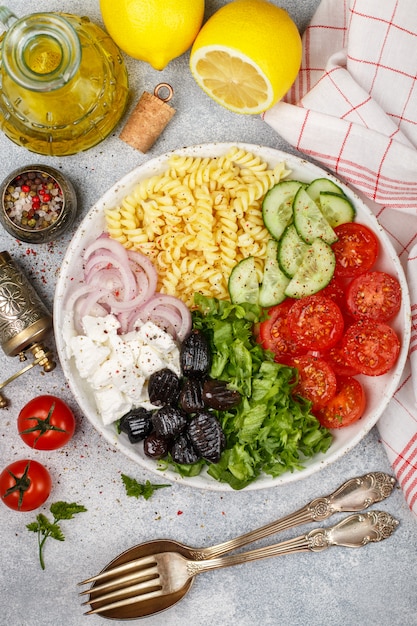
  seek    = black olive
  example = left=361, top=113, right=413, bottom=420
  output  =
left=171, top=433, right=201, bottom=465
left=148, top=368, right=181, bottom=406
left=119, top=407, right=153, bottom=443
left=187, top=411, right=226, bottom=464
left=180, top=329, right=211, bottom=378
left=202, top=379, right=241, bottom=410
left=179, top=377, right=205, bottom=413
left=152, top=405, right=187, bottom=439
left=143, top=432, right=169, bottom=459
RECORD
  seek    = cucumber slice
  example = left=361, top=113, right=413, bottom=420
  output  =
left=293, top=187, right=338, bottom=245
left=228, top=256, right=259, bottom=304
left=284, top=238, right=336, bottom=299
left=259, top=239, right=290, bottom=307
left=262, top=179, right=303, bottom=240
left=278, top=224, right=310, bottom=278
left=306, top=177, right=345, bottom=202
left=318, top=191, right=356, bottom=227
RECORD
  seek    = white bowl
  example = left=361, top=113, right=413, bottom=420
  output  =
left=54, top=143, right=411, bottom=491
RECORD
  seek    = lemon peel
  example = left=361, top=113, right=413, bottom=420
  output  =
left=99, top=0, right=205, bottom=70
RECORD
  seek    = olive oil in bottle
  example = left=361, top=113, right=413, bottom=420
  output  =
left=0, top=8, right=129, bottom=156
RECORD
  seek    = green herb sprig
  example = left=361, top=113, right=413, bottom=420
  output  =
left=121, top=474, right=171, bottom=500
left=26, top=501, right=87, bottom=570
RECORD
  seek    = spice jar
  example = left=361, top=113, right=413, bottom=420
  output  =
left=0, top=7, right=129, bottom=156
left=0, top=165, right=77, bottom=243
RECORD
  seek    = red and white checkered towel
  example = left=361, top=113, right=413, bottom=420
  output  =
left=264, top=0, right=417, bottom=518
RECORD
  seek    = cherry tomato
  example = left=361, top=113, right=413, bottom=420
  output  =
left=0, top=459, right=52, bottom=511
left=315, top=377, right=366, bottom=428
left=319, top=276, right=346, bottom=310
left=346, top=271, right=402, bottom=322
left=18, top=395, right=76, bottom=450
left=342, top=320, right=400, bottom=376
left=287, top=295, right=344, bottom=352
left=332, top=223, right=378, bottom=279
left=290, top=355, right=337, bottom=411
left=323, top=341, right=361, bottom=377
left=258, top=300, right=305, bottom=364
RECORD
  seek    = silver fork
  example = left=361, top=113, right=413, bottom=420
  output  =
left=80, top=510, right=399, bottom=617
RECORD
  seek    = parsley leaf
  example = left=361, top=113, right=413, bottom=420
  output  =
left=50, top=501, right=86, bottom=520
left=26, top=501, right=87, bottom=570
left=121, top=474, right=170, bottom=500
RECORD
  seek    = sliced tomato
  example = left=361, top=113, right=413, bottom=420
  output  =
left=287, top=295, right=344, bottom=352
left=290, top=355, right=337, bottom=411
left=323, top=341, right=361, bottom=377
left=315, top=376, right=366, bottom=428
left=258, top=300, right=305, bottom=364
left=332, top=223, right=378, bottom=279
left=346, top=271, right=402, bottom=322
left=319, top=276, right=346, bottom=310
left=342, top=320, right=400, bottom=376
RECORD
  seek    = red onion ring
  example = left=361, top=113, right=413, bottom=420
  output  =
left=65, top=284, right=95, bottom=312
left=84, top=234, right=131, bottom=265
left=84, top=266, right=123, bottom=290
left=101, top=274, right=150, bottom=312
left=67, top=234, right=191, bottom=342
left=65, top=284, right=108, bottom=334
left=84, top=253, right=137, bottom=301
left=78, top=288, right=112, bottom=320
left=134, top=294, right=192, bottom=341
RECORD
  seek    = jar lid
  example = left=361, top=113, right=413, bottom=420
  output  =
left=0, top=165, right=77, bottom=243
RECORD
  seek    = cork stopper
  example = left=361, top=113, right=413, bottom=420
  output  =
left=119, top=83, right=176, bottom=153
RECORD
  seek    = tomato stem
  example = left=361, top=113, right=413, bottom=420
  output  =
left=3, top=461, right=31, bottom=510
left=19, top=403, right=68, bottom=447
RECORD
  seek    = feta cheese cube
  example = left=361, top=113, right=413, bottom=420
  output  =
left=70, top=336, right=110, bottom=378
left=117, top=369, right=146, bottom=404
left=82, top=314, right=120, bottom=343
left=94, top=386, right=131, bottom=425
left=137, top=321, right=178, bottom=352
left=137, top=344, right=166, bottom=377
left=67, top=312, right=182, bottom=427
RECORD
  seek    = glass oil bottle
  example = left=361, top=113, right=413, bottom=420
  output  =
left=0, top=7, right=129, bottom=156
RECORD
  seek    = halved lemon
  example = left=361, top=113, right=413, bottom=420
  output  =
left=190, top=0, right=302, bottom=115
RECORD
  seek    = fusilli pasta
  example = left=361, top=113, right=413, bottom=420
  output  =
left=104, top=147, right=290, bottom=307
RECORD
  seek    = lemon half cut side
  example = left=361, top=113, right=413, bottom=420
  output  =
left=189, top=0, right=302, bottom=115
left=190, top=46, right=274, bottom=114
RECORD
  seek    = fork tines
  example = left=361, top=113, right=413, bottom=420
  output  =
left=79, top=554, right=157, bottom=586
left=83, top=579, right=163, bottom=615
left=79, top=554, right=165, bottom=616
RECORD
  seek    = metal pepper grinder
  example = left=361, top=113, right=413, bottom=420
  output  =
left=0, top=251, right=55, bottom=407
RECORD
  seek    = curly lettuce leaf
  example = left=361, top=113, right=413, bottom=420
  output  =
left=176, top=294, right=332, bottom=489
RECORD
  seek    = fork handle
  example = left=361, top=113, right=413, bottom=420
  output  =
left=190, top=511, right=399, bottom=574
left=195, top=472, right=396, bottom=560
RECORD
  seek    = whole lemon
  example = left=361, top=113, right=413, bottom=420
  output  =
left=190, top=0, right=302, bottom=114
left=99, top=0, right=205, bottom=70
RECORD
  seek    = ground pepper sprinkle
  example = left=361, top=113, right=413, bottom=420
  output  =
left=4, top=170, right=64, bottom=230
